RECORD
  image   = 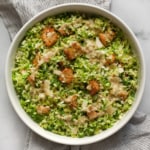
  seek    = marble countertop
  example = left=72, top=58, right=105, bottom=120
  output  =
left=0, top=0, right=150, bottom=149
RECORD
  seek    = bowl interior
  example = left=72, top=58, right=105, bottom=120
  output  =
left=5, top=3, right=145, bottom=145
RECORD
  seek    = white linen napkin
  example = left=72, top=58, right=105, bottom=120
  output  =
left=1, top=0, right=150, bottom=150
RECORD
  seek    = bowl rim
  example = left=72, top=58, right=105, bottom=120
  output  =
left=5, top=3, right=146, bottom=145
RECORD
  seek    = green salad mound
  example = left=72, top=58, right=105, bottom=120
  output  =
left=12, top=13, right=138, bottom=137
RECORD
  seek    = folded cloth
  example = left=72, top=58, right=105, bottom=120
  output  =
left=24, top=112, right=150, bottom=150
left=1, top=0, right=150, bottom=150
left=0, top=0, right=111, bottom=39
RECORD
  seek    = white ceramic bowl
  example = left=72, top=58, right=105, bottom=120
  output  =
left=5, top=3, right=145, bottom=145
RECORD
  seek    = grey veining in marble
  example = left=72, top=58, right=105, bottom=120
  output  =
left=0, top=18, right=28, bottom=150
left=0, top=0, right=150, bottom=149
left=111, top=0, right=150, bottom=114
